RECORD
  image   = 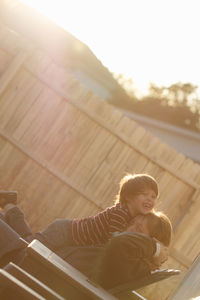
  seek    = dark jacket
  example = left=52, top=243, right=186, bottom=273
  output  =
left=93, top=232, right=156, bottom=289
left=56, top=244, right=104, bottom=277
left=57, top=232, right=157, bottom=289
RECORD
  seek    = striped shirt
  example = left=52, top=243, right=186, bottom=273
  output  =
left=70, top=203, right=132, bottom=246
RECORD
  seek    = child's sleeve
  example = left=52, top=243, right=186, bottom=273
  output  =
left=105, top=204, right=131, bottom=234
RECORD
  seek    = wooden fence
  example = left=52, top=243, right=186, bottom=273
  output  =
left=0, top=1, right=200, bottom=299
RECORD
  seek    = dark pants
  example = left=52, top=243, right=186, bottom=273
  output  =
left=0, top=208, right=103, bottom=276
left=0, top=207, right=101, bottom=272
left=0, top=207, right=32, bottom=239
left=0, top=206, right=74, bottom=251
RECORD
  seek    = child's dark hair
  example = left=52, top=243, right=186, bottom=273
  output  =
left=115, top=173, right=159, bottom=204
left=146, top=211, right=172, bottom=246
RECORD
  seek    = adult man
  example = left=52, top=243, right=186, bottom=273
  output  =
left=91, top=213, right=171, bottom=289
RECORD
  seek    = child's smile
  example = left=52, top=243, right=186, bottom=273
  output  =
left=126, top=189, right=157, bottom=217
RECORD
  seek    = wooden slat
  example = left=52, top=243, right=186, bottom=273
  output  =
left=0, top=50, right=28, bottom=95
left=24, top=61, right=200, bottom=190
left=170, top=248, right=192, bottom=268
left=4, top=80, right=44, bottom=135
left=84, top=142, right=133, bottom=204
left=0, top=146, right=29, bottom=199
left=158, top=179, right=193, bottom=226
left=66, top=129, right=117, bottom=190
left=0, top=22, right=30, bottom=56
left=0, top=70, right=41, bottom=131
left=0, top=49, right=12, bottom=75
left=0, top=137, right=101, bottom=231
left=171, top=191, right=200, bottom=258
left=137, top=255, right=186, bottom=300
left=24, top=49, right=52, bottom=77
left=177, top=158, right=200, bottom=183
left=27, top=240, right=119, bottom=300
left=0, top=130, right=104, bottom=213
left=85, top=143, right=149, bottom=207
left=168, top=254, right=200, bottom=300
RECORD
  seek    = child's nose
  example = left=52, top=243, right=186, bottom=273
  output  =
left=146, top=194, right=152, bottom=200
left=147, top=196, right=154, bottom=204
left=149, top=194, right=155, bottom=200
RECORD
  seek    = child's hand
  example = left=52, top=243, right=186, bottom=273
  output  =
left=152, top=238, right=169, bottom=267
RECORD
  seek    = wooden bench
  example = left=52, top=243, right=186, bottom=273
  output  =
left=16, top=239, right=180, bottom=300
left=4, top=262, right=66, bottom=300
left=109, top=269, right=180, bottom=299
left=4, top=263, right=148, bottom=300
left=0, top=268, right=45, bottom=300
left=168, top=253, right=200, bottom=300
left=19, top=239, right=119, bottom=300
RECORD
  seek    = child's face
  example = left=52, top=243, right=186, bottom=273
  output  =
left=126, top=188, right=157, bottom=217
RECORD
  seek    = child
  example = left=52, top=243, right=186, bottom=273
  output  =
left=0, top=173, right=159, bottom=250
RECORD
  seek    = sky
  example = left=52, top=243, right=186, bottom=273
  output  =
left=20, top=0, right=200, bottom=97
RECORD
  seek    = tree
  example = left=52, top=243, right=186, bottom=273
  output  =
left=141, top=82, right=200, bottom=131
left=114, top=73, right=137, bottom=98
left=109, top=77, right=200, bottom=132
left=148, top=82, right=198, bottom=106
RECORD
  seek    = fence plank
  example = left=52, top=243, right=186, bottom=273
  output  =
left=26, top=60, right=200, bottom=189
left=0, top=50, right=28, bottom=96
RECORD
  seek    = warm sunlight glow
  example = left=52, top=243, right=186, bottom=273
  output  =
left=20, top=0, right=200, bottom=97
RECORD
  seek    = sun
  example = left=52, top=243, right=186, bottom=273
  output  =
left=19, top=0, right=200, bottom=98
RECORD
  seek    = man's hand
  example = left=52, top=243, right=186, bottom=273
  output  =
left=152, top=238, right=169, bottom=267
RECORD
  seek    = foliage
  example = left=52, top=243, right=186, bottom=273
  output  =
left=109, top=77, right=200, bottom=133
left=113, top=73, right=136, bottom=98
left=148, top=82, right=199, bottom=108
left=143, top=82, right=200, bottom=131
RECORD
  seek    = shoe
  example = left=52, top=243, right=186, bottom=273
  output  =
left=0, top=191, right=18, bottom=208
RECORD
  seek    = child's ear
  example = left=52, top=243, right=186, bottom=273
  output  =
left=125, top=195, right=130, bottom=202
left=126, top=196, right=134, bottom=203
left=122, top=196, right=127, bottom=204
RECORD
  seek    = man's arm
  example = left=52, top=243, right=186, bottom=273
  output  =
left=111, top=232, right=156, bottom=259
left=114, top=232, right=169, bottom=268
left=93, top=232, right=156, bottom=289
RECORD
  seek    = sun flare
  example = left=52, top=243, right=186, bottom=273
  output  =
left=20, top=0, right=200, bottom=97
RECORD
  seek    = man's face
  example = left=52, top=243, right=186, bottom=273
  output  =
left=126, top=188, right=157, bottom=217
left=126, top=215, right=150, bottom=236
